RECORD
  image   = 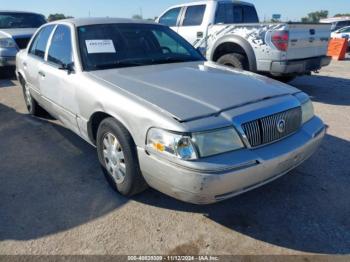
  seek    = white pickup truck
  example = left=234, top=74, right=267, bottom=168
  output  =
left=157, top=0, right=332, bottom=81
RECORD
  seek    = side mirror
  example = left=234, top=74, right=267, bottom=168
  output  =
left=59, top=62, right=75, bottom=74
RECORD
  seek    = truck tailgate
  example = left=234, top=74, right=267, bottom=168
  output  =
left=285, top=23, right=331, bottom=60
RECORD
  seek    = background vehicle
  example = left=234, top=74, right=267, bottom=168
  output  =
left=331, top=26, right=350, bottom=48
left=320, top=17, right=350, bottom=32
left=0, top=11, right=46, bottom=72
left=16, top=18, right=325, bottom=204
left=157, top=0, right=332, bottom=82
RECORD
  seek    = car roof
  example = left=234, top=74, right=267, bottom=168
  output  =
left=320, top=17, right=350, bottom=23
left=0, top=10, right=44, bottom=16
left=169, top=0, right=254, bottom=8
left=51, top=17, right=158, bottom=27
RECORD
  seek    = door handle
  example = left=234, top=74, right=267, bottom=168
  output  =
left=23, top=62, right=27, bottom=67
left=38, top=71, right=46, bottom=77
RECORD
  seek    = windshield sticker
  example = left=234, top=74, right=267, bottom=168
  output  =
left=85, top=40, right=116, bottom=54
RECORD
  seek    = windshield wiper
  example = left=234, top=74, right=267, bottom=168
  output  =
left=92, top=59, right=144, bottom=70
left=92, top=56, right=199, bottom=70
left=151, top=57, right=196, bottom=65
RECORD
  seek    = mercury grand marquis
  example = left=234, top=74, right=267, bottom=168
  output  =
left=16, top=18, right=326, bottom=204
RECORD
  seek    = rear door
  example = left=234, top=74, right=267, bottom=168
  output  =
left=24, top=25, right=55, bottom=97
left=285, top=23, right=332, bottom=60
left=158, top=7, right=182, bottom=33
left=177, top=4, right=207, bottom=46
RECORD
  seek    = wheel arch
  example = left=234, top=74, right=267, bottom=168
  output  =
left=17, top=70, right=26, bottom=87
left=210, top=35, right=257, bottom=72
left=87, top=111, right=136, bottom=146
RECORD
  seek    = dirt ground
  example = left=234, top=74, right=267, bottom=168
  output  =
left=0, top=60, right=349, bottom=255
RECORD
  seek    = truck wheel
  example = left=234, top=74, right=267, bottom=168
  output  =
left=96, top=118, right=148, bottom=197
left=20, top=77, right=46, bottom=117
left=217, top=53, right=248, bottom=70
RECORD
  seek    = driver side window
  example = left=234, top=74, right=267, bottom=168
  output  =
left=159, top=7, right=181, bottom=27
left=47, top=25, right=73, bottom=66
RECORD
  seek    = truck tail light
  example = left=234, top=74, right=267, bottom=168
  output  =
left=272, top=31, right=289, bottom=51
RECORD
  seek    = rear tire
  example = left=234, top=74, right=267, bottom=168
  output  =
left=217, top=53, right=248, bottom=70
left=96, top=117, right=147, bottom=197
left=19, top=77, right=46, bottom=117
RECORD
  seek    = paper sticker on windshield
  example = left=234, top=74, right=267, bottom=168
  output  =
left=85, top=40, right=116, bottom=54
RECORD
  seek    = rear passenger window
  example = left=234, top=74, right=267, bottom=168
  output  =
left=182, top=5, right=206, bottom=26
left=233, top=6, right=243, bottom=23
left=159, top=7, right=181, bottom=27
left=29, top=25, right=55, bottom=59
left=47, top=25, right=73, bottom=66
left=215, top=4, right=259, bottom=24
left=243, top=6, right=259, bottom=23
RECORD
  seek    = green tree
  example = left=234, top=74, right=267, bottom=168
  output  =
left=301, top=10, right=329, bottom=23
left=47, top=14, right=73, bottom=22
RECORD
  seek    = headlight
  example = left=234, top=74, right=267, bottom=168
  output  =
left=0, top=38, right=16, bottom=48
left=146, top=127, right=244, bottom=160
left=192, top=127, right=244, bottom=157
left=301, top=99, right=314, bottom=124
left=146, top=128, right=198, bottom=160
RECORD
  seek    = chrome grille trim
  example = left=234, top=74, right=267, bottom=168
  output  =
left=242, top=107, right=302, bottom=148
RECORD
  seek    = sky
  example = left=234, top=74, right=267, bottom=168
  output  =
left=1, top=0, right=349, bottom=22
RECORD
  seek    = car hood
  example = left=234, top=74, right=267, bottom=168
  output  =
left=0, top=28, right=36, bottom=38
left=88, top=61, right=300, bottom=122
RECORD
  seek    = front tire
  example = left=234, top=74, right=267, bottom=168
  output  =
left=96, top=118, right=147, bottom=197
left=217, top=53, right=248, bottom=70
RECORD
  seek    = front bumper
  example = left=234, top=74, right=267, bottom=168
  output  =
left=138, top=117, right=325, bottom=204
left=270, top=56, right=332, bottom=76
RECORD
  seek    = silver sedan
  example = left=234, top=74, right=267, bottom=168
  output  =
left=16, top=18, right=325, bottom=204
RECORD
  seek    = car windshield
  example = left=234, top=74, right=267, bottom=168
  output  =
left=338, top=26, right=350, bottom=33
left=0, top=13, right=46, bottom=29
left=77, top=23, right=205, bottom=71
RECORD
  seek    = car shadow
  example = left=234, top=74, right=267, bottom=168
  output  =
left=0, top=103, right=127, bottom=241
left=134, top=133, right=350, bottom=254
left=290, top=75, right=350, bottom=106
left=0, top=102, right=349, bottom=254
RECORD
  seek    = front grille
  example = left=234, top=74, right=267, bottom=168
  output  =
left=242, top=107, right=302, bottom=147
left=14, top=37, right=31, bottom=49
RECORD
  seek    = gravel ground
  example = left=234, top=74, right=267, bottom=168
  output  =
left=0, top=60, right=349, bottom=255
